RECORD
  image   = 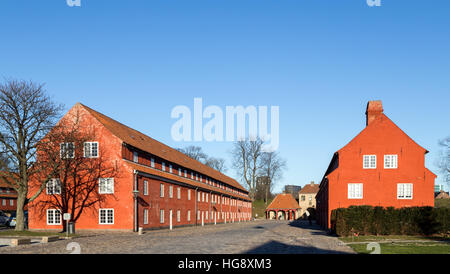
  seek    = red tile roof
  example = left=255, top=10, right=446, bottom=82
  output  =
left=299, top=183, right=319, bottom=194
left=78, top=103, right=248, bottom=193
left=266, top=193, right=299, bottom=210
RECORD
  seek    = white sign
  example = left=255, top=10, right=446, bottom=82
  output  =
left=63, top=213, right=71, bottom=221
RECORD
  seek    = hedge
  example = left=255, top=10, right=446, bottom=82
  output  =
left=330, top=206, right=450, bottom=236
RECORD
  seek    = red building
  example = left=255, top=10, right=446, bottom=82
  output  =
left=28, top=103, right=252, bottom=231
left=265, top=193, right=300, bottom=220
left=316, top=101, right=436, bottom=229
left=0, top=179, right=17, bottom=213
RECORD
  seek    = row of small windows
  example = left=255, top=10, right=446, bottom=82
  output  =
left=131, top=150, right=247, bottom=197
left=60, top=142, right=99, bottom=159
left=1, top=199, right=14, bottom=206
left=0, top=188, right=13, bottom=194
left=363, top=155, right=398, bottom=169
left=47, top=209, right=114, bottom=225
left=347, top=183, right=413, bottom=199
left=46, top=178, right=114, bottom=195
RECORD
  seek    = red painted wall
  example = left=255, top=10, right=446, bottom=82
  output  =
left=317, top=110, right=436, bottom=229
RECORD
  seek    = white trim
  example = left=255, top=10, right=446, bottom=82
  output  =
left=99, top=178, right=114, bottom=194
left=83, top=141, right=99, bottom=158
left=397, top=183, right=413, bottom=199
left=363, top=155, right=377, bottom=169
left=143, top=209, right=148, bottom=225
left=348, top=183, right=363, bottom=199
left=47, top=209, right=62, bottom=225
left=99, top=208, right=114, bottom=225
left=384, top=154, right=398, bottom=169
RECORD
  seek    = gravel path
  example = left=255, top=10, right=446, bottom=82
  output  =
left=0, top=220, right=354, bottom=254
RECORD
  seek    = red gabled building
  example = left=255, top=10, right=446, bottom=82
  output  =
left=316, top=101, right=436, bottom=229
left=0, top=179, right=17, bottom=213
left=28, top=103, right=252, bottom=231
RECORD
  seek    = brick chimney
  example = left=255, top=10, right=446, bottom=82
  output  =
left=366, top=100, right=383, bottom=126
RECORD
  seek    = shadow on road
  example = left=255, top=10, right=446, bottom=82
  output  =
left=244, top=240, right=351, bottom=254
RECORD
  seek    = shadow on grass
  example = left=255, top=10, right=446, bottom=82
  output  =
left=244, top=240, right=352, bottom=254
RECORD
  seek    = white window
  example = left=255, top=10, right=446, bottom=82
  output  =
left=143, top=180, right=148, bottom=196
left=200, top=175, right=202, bottom=182
left=198, top=192, right=201, bottom=202
left=184, top=170, right=187, bottom=177
left=60, top=143, right=74, bottom=159
left=397, top=183, right=413, bottom=199
left=169, top=164, right=173, bottom=173
left=202, top=192, right=205, bottom=202
left=160, top=184, right=164, bottom=198
left=99, top=209, right=114, bottom=224
left=188, top=189, right=191, bottom=200
left=384, top=155, right=398, bottom=169
left=133, top=151, right=139, bottom=163
left=1, top=199, right=5, bottom=206
left=197, top=210, right=200, bottom=220
left=363, top=155, right=376, bottom=169
left=191, top=172, right=194, bottom=179
left=169, top=185, right=173, bottom=198
left=46, top=179, right=61, bottom=195
left=47, top=209, right=61, bottom=225
left=177, top=210, right=181, bottom=222
left=177, top=187, right=181, bottom=199
left=348, top=183, right=363, bottom=199
left=99, top=178, right=114, bottom=194
left=178, top=168, right=182, bottom=176
left=9, top=199, right=13, bottom=206
left=162, top=162, right=166, bottom=171
left=151, top=158, right=155, bottom=168
left=206, top=193, right=208, bottom=203
left=83, top=142, right=99, bottom=158
left=187, top=210, right=191, bottom=222
left=143, top=209, right=148, bottom=224
left=160, top=209, right=164, bottom=223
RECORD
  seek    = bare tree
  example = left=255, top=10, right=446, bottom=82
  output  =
left=177, top=146, right=207, bottom=162
left=178, top=145, right=228, bottom=173
left=32, top=110, right=119, bottom=232
left=258, top=151, right=287, bottom=204
left=438, top=136, right=450, bottom=189
left=0, top=79, right=63, bottom=231
left=231, top=138, right=265, bottom=200
left=204, top=157, right=227, bottom=173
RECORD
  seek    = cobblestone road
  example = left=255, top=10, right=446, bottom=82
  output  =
left=0, top=220, right=355, bottom=254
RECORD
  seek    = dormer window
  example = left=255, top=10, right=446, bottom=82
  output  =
left=162, top=162, right=166, bottom=171
left=151, top=158, right=155, bottom=168
left=133, top=151, right=139, bottom=163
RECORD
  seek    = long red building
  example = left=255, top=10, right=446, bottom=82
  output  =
left=316, top=101, right=436, bottom=229
left=28, top=103, right=252, bottom=231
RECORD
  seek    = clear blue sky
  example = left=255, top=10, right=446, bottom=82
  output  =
left=1, top=0, right=449, bottom=192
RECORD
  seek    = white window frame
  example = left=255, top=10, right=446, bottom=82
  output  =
left=60, top=143, right=75, bottom=159
left=187, top=210, right=191, bottom=222
left=143, top=209, right=149, bottom=225
left=169, top=185, right=173, bottom=198
left=188, top=189, right=191, bottom=200
left=169, top=164, right=173, bottom=173
left=99, top=209, right=114, bottom=225
left=133, top=151, right=139, bottom=163
left=397, top=183, right=413, bottom=199
left=363, top=155, right=377, bottom=169
left=9, top=199, right=13, bottom=206
left=162, top=162, right=166, bottom=171
left=151, top=158, right=155, bottom=168
left=348, top=183, right=363, bottom=199
left=177, top=187, right=181, bottom=199
left=46, top=179, right=61, bottom=195
left=160, top=184, right=164, bottom=198
left=178, top=168, right=182, bottom=176
left=384, top=155, right=398, bottom=169
left=177, top=210, right=181, bottom=222
left=47, top=209, right=61, bottom=225
left=99, top=178, right=114, bottom=194
left=83, top=142, right=99, bottom=158
left=160, top=209, right=165, bottom=223
left=143, top=180, right=148, bottom=196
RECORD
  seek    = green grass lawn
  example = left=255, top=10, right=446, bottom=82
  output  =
left=252, top=199, right=273, bottom=219
left=0, top=230, right=77, bottom=238
left=341, top=235, right=450, bottom=254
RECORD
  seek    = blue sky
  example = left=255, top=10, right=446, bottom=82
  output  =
left=0, top=0, right=449, bottom=192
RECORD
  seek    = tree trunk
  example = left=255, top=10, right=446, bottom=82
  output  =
left=15, top=192, right=26, bottom=231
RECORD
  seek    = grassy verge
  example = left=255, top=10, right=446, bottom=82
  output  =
left=0, top=230, right=78, bottom=238
left=435, top=199, right=450, bottom=208
left=252, top=199, right=273, bottom=219
left=341, top=235, right=450, bottom=254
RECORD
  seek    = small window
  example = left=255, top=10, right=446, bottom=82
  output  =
left=99, top=209, right=114, bottom=224
left=143, top=209, right=148, bottom=225
left=178, top=168, right=182, bottom=176
left=47, top=209, right=61, bottom=225
left=162, top=162, right=166, bottom=171
left=169, top=185, right=173, bottom=198
left=198, top=192, right=201, bottom=202
left=177, top=210, right=181, bottom=222
left=60, top=143, right=75, bottom=159
left=160, top=209, right=165, bottom=223
left=9, top=199, right=13, bottom=206
left=363, top=155, right=376, bottom=169
left=143, top=180, right=148, bottom=196
left=348, top=183, right=363, bottom=199
left=184, top=170, right=187, bottom=177
left=301, top=195, right=305, bottom=201
left=188, top=189, right=191, bottom=200
left=169, top=164, right=173, bottom=173
left=187, top=210, right=191, bottom=222
left=384, top=155, right=398, bottom=169
left=177, top=187, right=181, bottom=199
left=46, top=179, right=61, bottom=195
left=160, top=184, right=164, bottom=198
left=202, top=192, right=205, bottom=202
left=99, top=178, right=114, bottom=194
left=84, top=142, right=99, bottom=158
left=1, top=200, right=5, bottom=206
left=151, top=158, right=155, bottom=168
left=191, top=172, right=194, bottom=179
left=397, top=183, right=413, bottom=199
left=133, top=151, right=139, bottom=163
